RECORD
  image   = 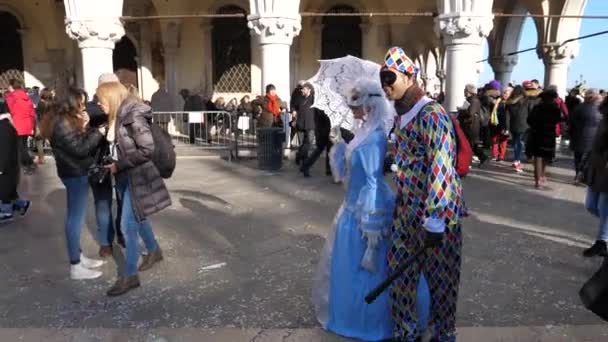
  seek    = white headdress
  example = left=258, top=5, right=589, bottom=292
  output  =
left=345, top=78, right=395, bottom=152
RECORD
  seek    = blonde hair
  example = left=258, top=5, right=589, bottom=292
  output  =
left=95, top=82, right=130, bottom=125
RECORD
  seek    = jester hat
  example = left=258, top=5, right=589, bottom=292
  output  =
left=383, top=46, right=418, bottom=75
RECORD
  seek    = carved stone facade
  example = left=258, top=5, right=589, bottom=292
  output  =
left=436, top=1, right=494, bottom=111
left=65, top=19, right=125, bottom=49
left=0, top=0, right=588, bottom=104
left=248, top=17, right=301, bottom=45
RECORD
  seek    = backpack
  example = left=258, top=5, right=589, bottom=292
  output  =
left=449, top=113, right=473, bottom=177
left=150, top=123, right=176, bottom=179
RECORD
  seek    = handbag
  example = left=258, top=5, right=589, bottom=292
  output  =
left=579, top=257, right=608, bottom=321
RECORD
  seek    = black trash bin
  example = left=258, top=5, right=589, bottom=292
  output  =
left=257, top=127, right=284, bottom=171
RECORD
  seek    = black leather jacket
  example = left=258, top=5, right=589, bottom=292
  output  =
left=50, top=117, right=103, bottom=179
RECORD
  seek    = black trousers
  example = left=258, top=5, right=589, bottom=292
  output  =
left=302, top=139, right=331, bottom=174
left=17, top=136, right=33, bottom=167
left=296, top=130, right=316, bottom=162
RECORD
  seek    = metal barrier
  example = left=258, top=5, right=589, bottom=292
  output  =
left=233, top=111, right=295, bottom=158
left=152, top=111, right=297, bottom=161
left=151, top=111, right=237, bottom=160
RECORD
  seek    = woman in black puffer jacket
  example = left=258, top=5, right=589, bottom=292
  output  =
left=526, top=89, right=562, bottom=189
left=96, top=81, right=170, bottom=297
left=40, top=88, right=107, bottom=280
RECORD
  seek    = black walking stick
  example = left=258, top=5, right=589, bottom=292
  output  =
left=365, top=248, right=427, bottom=304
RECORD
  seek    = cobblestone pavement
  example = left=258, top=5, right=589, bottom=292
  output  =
left=1, top=146, right=607, bottom=341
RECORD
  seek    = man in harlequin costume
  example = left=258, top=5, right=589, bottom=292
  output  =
left=380, top=46, right=464, bottom=341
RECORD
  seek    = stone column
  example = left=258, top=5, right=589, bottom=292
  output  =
left=489, top=55, right=518, bottom=88
left=200, top=21, right=214, bottom=97
left=64, top=19, right=124, bottom=97
left=541, top=42, right=578, bottom=97
left=136, top=23, right=157, bottom=101
left=248, top=0, right=301, bottom=104
left=161, top=21, right=181, bottom=96
left=250, top=32, right=262, bottom=96
left=435, top=1, right=494, bottom=112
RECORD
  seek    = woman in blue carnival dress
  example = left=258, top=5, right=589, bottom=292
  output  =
left=312, top=78, right=430, bottom=341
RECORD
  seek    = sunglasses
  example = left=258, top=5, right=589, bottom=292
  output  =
left=380, top=69, right=398, bottom=87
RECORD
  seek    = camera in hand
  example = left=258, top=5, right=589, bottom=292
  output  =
left=88, top=155, right=114, bottom=184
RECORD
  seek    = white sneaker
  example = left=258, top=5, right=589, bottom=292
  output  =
left=70, top=263, right=102, bottom=280
left=80, top=253, right=106, bottom=269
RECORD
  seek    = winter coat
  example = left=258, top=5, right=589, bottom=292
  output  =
left=565, top=95, right=582, bottom=115
left=314, top=109, right=331, bottom=147
left=0, top=115, right=19, bottom=201
left=6, top=89, right=35, bottom=136
left=295, top=95, right=316, bottom=131
left=184, top=95, right=205, bottom=111
left=493, top=100, right=508, bottom=132
left=461, top=95, right=482, bottom=142
left=586, top=116, right=608, bottom=193
left=570, top=102, right=602, bottom=154
left=237, top=102, right=253, bottom=116
left=505, top=96, right=529, bottom=134
left=252, top=96, right=286, bottom=128
left=115, top=97, right=171, bottom=222
left=526, top=97, right=562, bottom=159
left=49, top=116, right=103, bottom=179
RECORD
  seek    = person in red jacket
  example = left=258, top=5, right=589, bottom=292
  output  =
left=5, top=78, right=36, bottom=173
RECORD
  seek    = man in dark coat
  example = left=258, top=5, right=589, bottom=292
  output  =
left=0, top=105, right=30, bottom=222
left=293, top=82, right=316, bottom=165
left=180, top=89, right=207, bottom=144
left=300, top=107, right=330, bottom=178
left=570, top=89, right=603, bottom=180
left=460, top=84, right=488, bottom=166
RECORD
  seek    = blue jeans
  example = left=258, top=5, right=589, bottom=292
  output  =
left=116, top=175, right=159, bottom=276
left=60, top=176, right=90, bottom=264
left=512, top=132, right=524, bottom=162
left=90, top=180, right=115, bottom=246
left=586, top=188, right=608, bottom=241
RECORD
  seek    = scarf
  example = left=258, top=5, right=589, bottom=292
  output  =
left=490, top=98, right=502, bottom=126
left=266, top=94, right=281, bottom=117
left=394, top=85, right=425, bottom=115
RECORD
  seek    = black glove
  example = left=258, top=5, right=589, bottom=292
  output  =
left=424, top=231, right=444, bottom=249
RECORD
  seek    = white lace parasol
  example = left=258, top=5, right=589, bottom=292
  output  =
left=308, top=55, right=382, bottom=130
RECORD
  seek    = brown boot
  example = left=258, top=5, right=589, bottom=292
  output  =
left=106, top=275, right=140, bottom=297
left=98, top=246, right=113, bottom=258
left=138, top=248, right=163, bottom=272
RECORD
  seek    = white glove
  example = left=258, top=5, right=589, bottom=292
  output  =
left=329, top=126, right=343, bottom=144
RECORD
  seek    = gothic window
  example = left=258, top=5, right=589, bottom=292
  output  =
left=0, top=11, right=23, bottom=86
left=212, top=5, right=251, bottom=93
left=321, top=5, right=362, bottom=60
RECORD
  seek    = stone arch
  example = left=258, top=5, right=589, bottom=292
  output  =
left=489, top=2, right=528, bottom=58
left=212, top=4, right=251, bottom=93
left=206, top=0, right=248, bottom=14
left=0, top=3, right=25, bottom=28
left=321, top=4, right=362, bottom=59
left=555, top=0, right=587, bottom=42
left=113, top=35, right=138, bottom=87
left=0, top=10, right=24, bottom=86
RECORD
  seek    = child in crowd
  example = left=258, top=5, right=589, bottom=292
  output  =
left=0, top=100, right=31, bottom=222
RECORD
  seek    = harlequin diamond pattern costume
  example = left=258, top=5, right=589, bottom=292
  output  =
left=385, top=47, right=464, bottom=341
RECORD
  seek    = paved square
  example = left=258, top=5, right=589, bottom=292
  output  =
left=1, top=149, right=607, bottom=341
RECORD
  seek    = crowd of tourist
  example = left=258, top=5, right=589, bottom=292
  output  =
left=3, top=47, right=608, bottom=340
